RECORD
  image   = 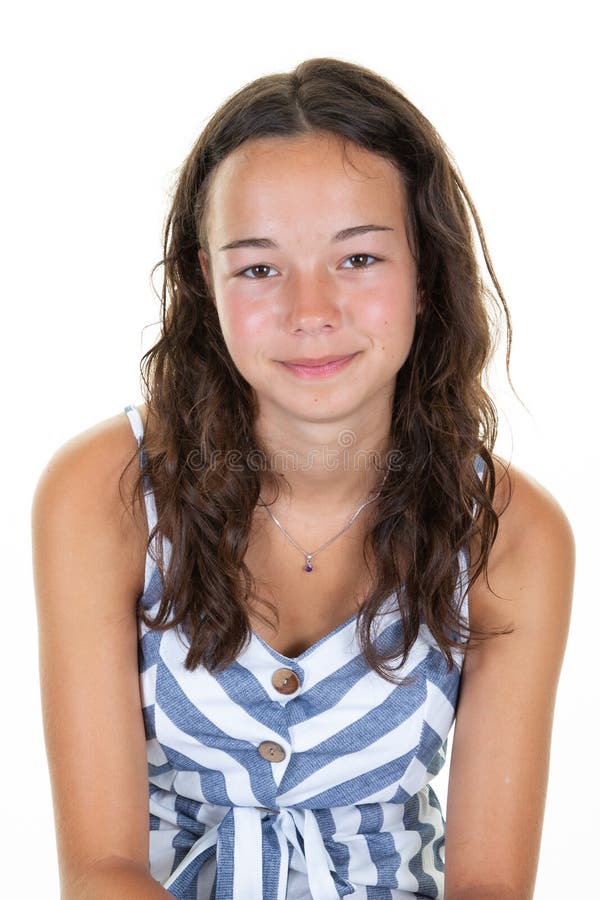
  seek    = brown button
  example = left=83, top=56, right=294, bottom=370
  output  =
left=258, top=740, right=286, bottom=762
left=271, top=667, right=300, bottom=695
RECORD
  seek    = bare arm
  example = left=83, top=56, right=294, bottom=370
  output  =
left=446, top=891, right=524, bottom=900
left=32, top=413, right=172, bottom=899
left=444, top=459, right=575, bottom=900
left=68, top=857, right=172, bottom=899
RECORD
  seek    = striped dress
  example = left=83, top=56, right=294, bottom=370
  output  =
left=124, top=404, right=483, bottom=900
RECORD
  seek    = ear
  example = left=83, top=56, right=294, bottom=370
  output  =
left=198, top=249, right=210, bottom=284
left=198, top=249, right=215, bottom=301
left=414, top=284, right=424, bottom=317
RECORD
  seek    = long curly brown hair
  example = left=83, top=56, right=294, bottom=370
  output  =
left=120, top=56, right=516, bottom=685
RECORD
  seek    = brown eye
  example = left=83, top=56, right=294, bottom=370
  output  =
left=341, top=254, right=379, bottom=269
left=239, top=264, right=277, bottom=279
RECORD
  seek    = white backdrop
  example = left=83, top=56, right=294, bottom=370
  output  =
left=3, top=1, right=597, bottom=896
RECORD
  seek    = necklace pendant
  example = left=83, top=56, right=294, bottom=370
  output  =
left=304, top=555, right=313, bottom=573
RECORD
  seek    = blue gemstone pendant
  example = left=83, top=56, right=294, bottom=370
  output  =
left=304, top=555, right=313, bottom=572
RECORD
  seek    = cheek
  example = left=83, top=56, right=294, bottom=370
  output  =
left=217, top=297, right=271, bottom=361
left=359, top=288, right=416, bottom=349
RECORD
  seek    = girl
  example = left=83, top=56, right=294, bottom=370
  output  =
left=32, top=57, right=574, bottom=900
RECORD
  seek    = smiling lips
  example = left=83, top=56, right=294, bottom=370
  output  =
left=282, top=354, right=357, bottom=366
left=278, top=352, right=359, bottom=378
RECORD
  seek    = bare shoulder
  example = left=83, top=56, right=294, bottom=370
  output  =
left=444, top=454, right=576, bottom=895
left=31, top=405, right=154, bottom=884
left=469, top=452, right=576, bottom=631
left=32, top=405, right=148, bottom=601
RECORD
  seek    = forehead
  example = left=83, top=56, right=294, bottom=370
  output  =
left=205, top=132, right=407, bottom=240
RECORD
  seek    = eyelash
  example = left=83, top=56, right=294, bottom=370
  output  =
left=236, top=253, right=381, bottom=280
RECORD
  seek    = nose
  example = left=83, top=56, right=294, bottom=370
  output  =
left=283, top=268, right=342, bottom=335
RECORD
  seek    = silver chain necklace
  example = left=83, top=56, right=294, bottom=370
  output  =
left=257, top=464, right=390, bottom=572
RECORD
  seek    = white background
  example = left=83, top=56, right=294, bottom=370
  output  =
left=3, top=1, right=597, bottom=896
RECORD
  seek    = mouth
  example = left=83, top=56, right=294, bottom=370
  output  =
left=277, top=352, right=360, bottom=379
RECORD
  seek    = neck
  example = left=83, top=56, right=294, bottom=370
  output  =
left=254, top=414, right=392, bottom=515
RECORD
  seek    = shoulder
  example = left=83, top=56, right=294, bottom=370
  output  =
left=444, top=455, right=576, bottom=893
left=31, top=406, right=155, bottom=885
left=469, top=452, right=576, bottom=633
left=32, top=404, right=145, bottom=510
left=32, top=405, right=148, bottom=599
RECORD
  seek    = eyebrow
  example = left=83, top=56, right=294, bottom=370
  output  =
left=218, top=223, right=394, bottom=252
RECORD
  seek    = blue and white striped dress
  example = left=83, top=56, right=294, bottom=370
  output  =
left=124, top=404, right=483, bottom=900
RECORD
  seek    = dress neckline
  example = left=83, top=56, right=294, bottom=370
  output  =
left=250, top=590, right=398, bottom=663
left=251, top=610, right=360, bottom=663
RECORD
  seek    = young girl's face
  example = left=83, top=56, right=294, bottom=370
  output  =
left=199, top=130, right=421, bottom=430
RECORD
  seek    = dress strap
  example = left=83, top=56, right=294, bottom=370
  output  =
left=124, top=403, right=144, bottom=447
left=454, top=451, right=488, bottom=645
left=474, top=451, right=486, bottom=482
left=124, top=404, right=158, bottom=594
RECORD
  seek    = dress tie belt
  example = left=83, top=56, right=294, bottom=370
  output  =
left=162, top=805, right=342, bottom=899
